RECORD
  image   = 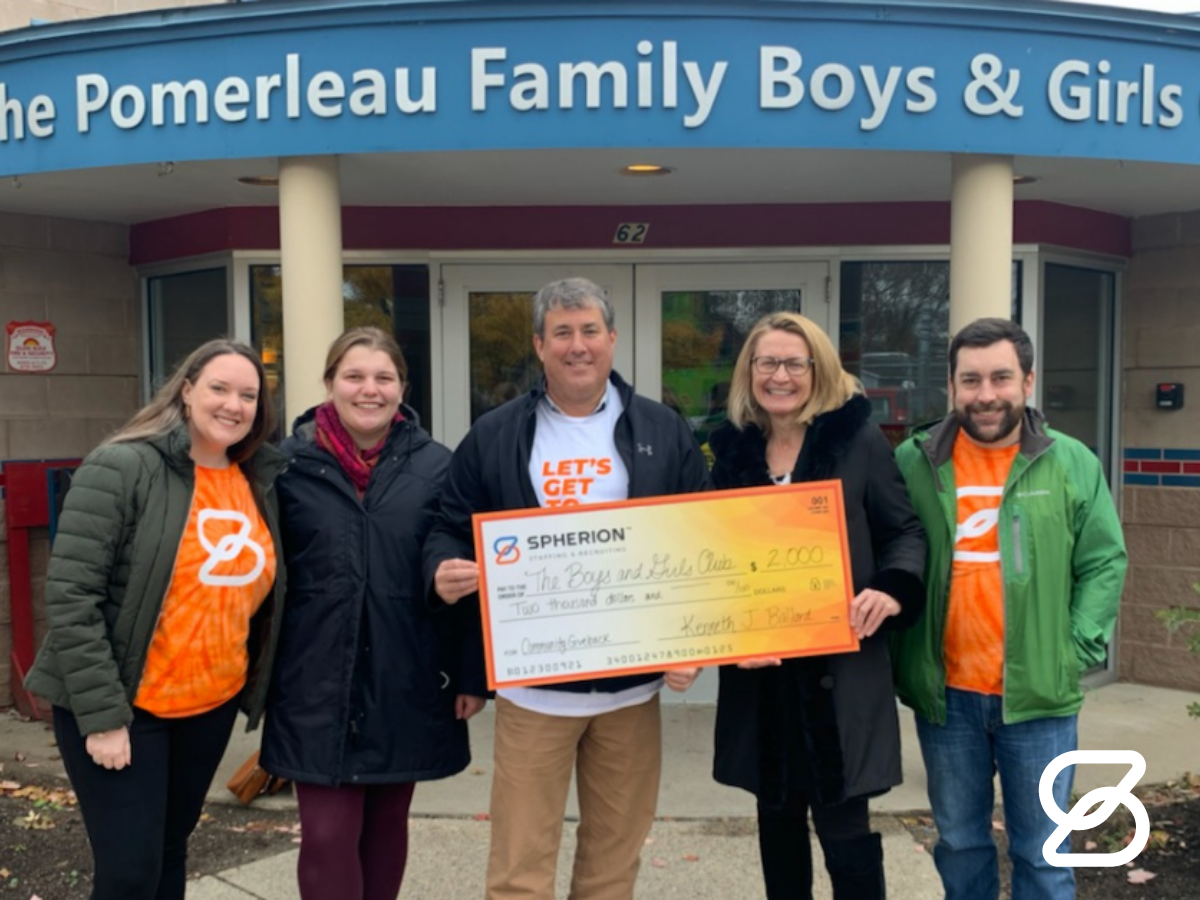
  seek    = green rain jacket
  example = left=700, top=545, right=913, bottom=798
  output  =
left=891, top=409, right=1127, bottom=726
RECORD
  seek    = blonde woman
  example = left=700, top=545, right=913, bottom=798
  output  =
left=26, top=339, right=285, bottom=900
left=708, top=312, right=926, bottom=900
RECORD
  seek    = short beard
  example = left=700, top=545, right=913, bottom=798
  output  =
left=956, top=402, right=1023, bottom=445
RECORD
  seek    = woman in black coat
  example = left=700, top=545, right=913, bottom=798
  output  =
left=261, top=327, right=485, bottom=900
left=708, top=312, right=926, bottom=900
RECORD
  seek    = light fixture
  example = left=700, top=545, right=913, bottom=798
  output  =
left=619, top=163, right=673, bottom=177
left=238, top=175, right=280, bottom=187
left=1013, top=174, right=1038, bottom=186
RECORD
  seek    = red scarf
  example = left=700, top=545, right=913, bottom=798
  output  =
left=314, top=402, right=404, bottom=496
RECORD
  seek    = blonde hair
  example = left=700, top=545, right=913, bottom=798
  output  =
left=726, top=312, right=861, bottom=434
left=322, top=327, right=408, bottom=385
left=105, top=339, right=273, bottom=465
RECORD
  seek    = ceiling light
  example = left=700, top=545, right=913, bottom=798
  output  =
left=619, top=164, right=673, bottom=176
left=238, top=175, right=279, bottom=187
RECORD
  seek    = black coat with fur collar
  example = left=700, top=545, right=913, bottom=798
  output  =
left=709, top=395, right=926, bottom=806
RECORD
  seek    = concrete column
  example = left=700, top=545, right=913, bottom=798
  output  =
left=279, top=155, right=344, bottom=423
left=949, top=154, right=1014, bottom=337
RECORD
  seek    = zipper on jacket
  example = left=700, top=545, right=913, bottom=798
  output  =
left=918, top=441, right=953, bottom=725
left=1011, top=513, right=1024, bottom=576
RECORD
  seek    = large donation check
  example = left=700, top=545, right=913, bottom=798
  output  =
left=472, top=482, right=857, bottom=690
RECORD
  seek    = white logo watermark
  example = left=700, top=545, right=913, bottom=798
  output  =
left=1039, top=749, right=1149, bottom=868
left=198, top=509, right=266, bottom=587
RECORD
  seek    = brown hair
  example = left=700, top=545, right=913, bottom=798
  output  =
left=105, top=339, right=274, bottom=464
left=322, top=327, right=408, bottom=385
left=726, top=312, right=861, bottom=434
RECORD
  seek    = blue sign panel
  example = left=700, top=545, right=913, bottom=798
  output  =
left=2, top=1, right=1200, bottom=174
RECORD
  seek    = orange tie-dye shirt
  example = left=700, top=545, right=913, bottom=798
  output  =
left=135, top=464, right=276, bottom=718
left=943, top=436, right=1020, bottom=696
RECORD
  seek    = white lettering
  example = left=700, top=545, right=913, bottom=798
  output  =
left=395, top=67, right=436, bottom=113
left=214, top=77, right=250, bottom=122
left=472, top=47, right=507, bottom=111
left=810, top=63, right=854, bottom=110
left=76, top=73, right=109, bottom=133
left=151, top=80, right=208, bottom=126
left=111, top=85, right=146, bottom=129
left=350, top=69, right=386, bottom=116
left=559, top=61, right=628, bottom=109
left=307, top=71, right=345, bottom=118
left=761, top=46, right=803, bottom=109
left=682, top=59, right=726, bottom=127
left=860, top=65, right=902, bottom=131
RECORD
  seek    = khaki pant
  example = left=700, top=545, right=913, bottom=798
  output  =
left=485, top=694, right=662, bottom=900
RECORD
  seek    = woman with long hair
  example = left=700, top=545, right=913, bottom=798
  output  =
left=25, top=338, right=286, bottom=900
left=261, top=326, right=485, bottom=900
left=708, top=312, right=926, bottom=900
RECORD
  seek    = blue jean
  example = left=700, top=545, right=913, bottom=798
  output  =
left=915, top=688, right=1077, bottom=900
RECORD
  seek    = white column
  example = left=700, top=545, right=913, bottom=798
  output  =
left=279, top=155, right=343, bottom=424
left=949, top=154, right=1014, bottom=337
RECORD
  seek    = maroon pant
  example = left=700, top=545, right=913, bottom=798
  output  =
left=295, top=780, right=416, bottom=900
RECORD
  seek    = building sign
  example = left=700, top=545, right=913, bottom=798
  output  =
left=2, top=4, right=1200, bottom=173
left=6, top=321, right=57, bottom=372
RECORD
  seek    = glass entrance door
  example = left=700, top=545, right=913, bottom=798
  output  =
left=633, top=263, right=830, bottom=456
left=438, top=265, right=634, bottom=447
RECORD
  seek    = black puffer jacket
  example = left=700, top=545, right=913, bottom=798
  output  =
left=423, top=371, right=712, bottom=694
left=261, top=407, right=472, bottom=786
left=709, top=395, right=926, bottom=805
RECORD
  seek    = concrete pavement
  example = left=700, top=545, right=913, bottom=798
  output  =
left=5, top=681, right=1197, bottom=898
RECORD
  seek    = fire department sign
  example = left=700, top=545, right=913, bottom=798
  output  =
left=6, top=321, right=57, bottom=372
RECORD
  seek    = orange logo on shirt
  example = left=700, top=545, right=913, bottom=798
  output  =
left=540, top=458, right=613, bottom=507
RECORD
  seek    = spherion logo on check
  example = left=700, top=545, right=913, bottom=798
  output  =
left=493, top=535, right=521, bottom=565
left=1040, top=749, right=1149, bottom=867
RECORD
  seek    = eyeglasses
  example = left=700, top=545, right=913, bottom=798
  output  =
left=751, top=356, right=814, bottom=376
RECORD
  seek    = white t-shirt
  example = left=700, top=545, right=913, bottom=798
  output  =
left=499, top=381, right=663, bottom=716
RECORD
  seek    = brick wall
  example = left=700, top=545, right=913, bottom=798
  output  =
left=0, top=212, right=138, bottom=706
left=1, top=0, right=233, bottom=34
left=1120, top=211, right=1200, bottom=692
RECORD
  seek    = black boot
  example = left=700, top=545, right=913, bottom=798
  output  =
left=821, top=832, right=887, bottom=900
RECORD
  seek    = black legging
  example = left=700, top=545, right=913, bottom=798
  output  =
left=758, top=788, right=875, bottom=898
left=54, top=696, right=240, bottom=900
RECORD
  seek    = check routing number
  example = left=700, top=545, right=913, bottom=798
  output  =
left=472, top=482, right=857, bottom=690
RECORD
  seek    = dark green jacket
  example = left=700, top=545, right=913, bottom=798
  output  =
left=891, top=409, right=1127, bottom=726
left=24, top=426, right=287, bottom=736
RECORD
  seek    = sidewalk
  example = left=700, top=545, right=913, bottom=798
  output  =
left=5, top=681, right=1196, bottom=898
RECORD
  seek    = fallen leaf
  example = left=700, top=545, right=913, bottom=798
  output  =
left=650, top=857, right=668, bottom=868
left=0, top=868, right=8, bottom=878
left=473, top=812, right=490, bottom=821
left=991, top=819, right=1005, bottom=833
left=470, top=767, right=487, bottom=776
left=914, top=844, right=926, bottom=854
left=682, top=854, right=700, bottom=862
left=1084, top=840, right=1097, bottom=851
left=1126, top=868, right=1157, bottom=884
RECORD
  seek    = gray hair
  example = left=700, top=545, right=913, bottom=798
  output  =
left=532, top=277, right=615, bottom=338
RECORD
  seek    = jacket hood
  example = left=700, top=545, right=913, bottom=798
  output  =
left=916, top=406, right=1054, bottom=467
